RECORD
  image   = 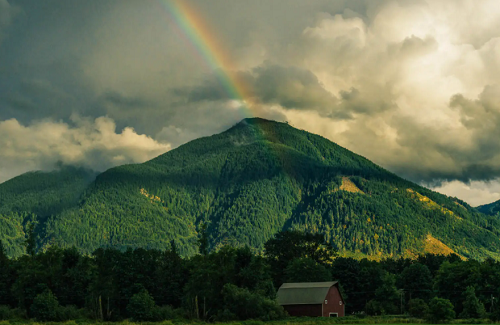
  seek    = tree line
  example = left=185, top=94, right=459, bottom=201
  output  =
left=1, top=229, right=500, bottom=322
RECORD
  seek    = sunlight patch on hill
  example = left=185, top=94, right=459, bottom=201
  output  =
left=140, top=188, right=164, bottom=204
left=407, top=189, right=462, bottom=220
left=339, top=177, right=364, bottom=194
left=424, top=234, right=465, bottom=259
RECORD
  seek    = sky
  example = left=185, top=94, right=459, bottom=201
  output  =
left=1, top=0, right=500, bottom=206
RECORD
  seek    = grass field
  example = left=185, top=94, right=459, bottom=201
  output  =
left=0, top=316, right=497, bottom=325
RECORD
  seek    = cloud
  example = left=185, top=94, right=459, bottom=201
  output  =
left=252, top=64, right=337, bottom=111
left=180, top=64, right=338, bottom=115
left=2, top=0, right=500, bottom=205
left=277, top=1, right=500, bottom=190
left=431, top=179, right=500, bottom=207
left=0, top=0, right=20, bottom=46
left=0, top=116, right=171, bottom=183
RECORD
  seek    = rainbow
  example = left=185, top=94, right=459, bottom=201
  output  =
left=158, top=0, right=254, bottom=117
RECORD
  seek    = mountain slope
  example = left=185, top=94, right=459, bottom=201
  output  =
left=0, top=166, right=98, bottom=256
left=477, top=200, right=500, bottom=217
left=2, top=118, right=500, bottom=259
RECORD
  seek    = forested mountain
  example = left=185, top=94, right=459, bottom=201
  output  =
left=2, top=118, right=500, bottom=259
left=0, top=166, right=98, bottom=257
left=477, top=200, right=500, bottom=217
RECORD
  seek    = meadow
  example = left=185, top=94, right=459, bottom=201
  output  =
left=0, top=316, right=497, bottom=325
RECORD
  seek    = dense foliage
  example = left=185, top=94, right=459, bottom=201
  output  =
left=477, top=200, right=500, bottom=217
left=0, top=166, right=97, bottom=257
left=1, top=118, right=500, bottom=260
left=2, top=231, right=500, bottom=322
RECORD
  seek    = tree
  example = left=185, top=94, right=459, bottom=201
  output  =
left=400, top=263, right=433, bottom=300
left=434, top=260, right=481, bottom=310
left=198, top=223, right=209, bottom=256
left=30, top=289, right=59, bottom=321
left=0, top=240, right=14, bottom=306
left=157, top=240, right=187, bottom=307
left=460, top=286, right=485, bottom=319
left=127, top=289, right=156, bottom=321
left=24, top=223, right=37, bottom=257
left=331, top=257, right=360, bottom=313
left=264, top=230, right=337, bottom=285
left=285, top=257, right=331, bottom=282
left=427, top=297, right=455, bottom=322
left=374, top=272, right=400, bottom=314
left=220, top=284, right=286, bottom=321
left=408, top=298, right=429, bottom=318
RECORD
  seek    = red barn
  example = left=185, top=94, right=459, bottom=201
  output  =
left=277, top=281, right=345, bottom=317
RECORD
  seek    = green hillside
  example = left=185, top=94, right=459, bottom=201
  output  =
left=477, top=200, right=500, bottom=217
left=2, top=118, right=500, bottom=259
left=0, top=166, right=98, bottom=257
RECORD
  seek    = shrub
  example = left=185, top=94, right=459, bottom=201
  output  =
left=30, top=289, right=59, bottom=321
left=56, top=305, right=85, bottom=321
left=0, top=306, right=12, bottom=320
left=152, top=305, right=176, bottom=321
left=220, top=283, right=286, bottom=321
left=0, top=307, right=26, bottom=320
left=127, top=289, right=157, bottom=321
left=365, top=299, right=383, bottom=316
left=408, top=298, right=429, bottom=318
left=427, top=297, right=455, bottom=322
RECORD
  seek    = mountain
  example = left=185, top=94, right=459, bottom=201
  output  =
left=0, top=166, right=98, bottom=256
left=2, top=118, right=500, bottom=259
left=477, top=200, right=500, bottom=217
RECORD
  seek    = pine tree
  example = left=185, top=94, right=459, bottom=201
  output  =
left=460, top=286, right=485, bottom=319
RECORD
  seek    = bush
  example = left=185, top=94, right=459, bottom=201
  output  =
left=220, top=284, right=286, bottom=321
left=365, top=299, right=383, bottom=316
left=56, top=305, right=86, bottom=321
left=0, top=305, right=13, bottom=320
left=152, top=305, right=176, bottom=321
left=127, top=289, right=157, bottom=321
left=0, top=306, right=26, bottom=320
left=30, top=289, right=60, bottom=321
left=408, top=299, right=429, bottom=318
left=427, top=297, right=455, bottom=322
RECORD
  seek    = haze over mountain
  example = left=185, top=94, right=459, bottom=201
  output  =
left=1, top=118, right=499, bottom=260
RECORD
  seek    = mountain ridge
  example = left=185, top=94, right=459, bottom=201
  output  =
left=477, top=199, right=500, bottom=217
left=1, top=118, right=500, bottom=259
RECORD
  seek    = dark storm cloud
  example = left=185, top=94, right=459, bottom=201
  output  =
left=181, top=63, right=400, bottom=121
left=1, top=0, right=500, bottom=204
left=100, top=91, right=153, bottom=110
left=180, top=64, right=338, bottom=113
left=252, top=64, right=336, bottom=110
left=0, top=0, right=20, bottom=44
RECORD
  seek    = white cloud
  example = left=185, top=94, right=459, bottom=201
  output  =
left=431, top=180, right=500, bottom=207
left=0, top=116, right=171, bottom=183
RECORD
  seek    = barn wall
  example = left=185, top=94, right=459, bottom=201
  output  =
left=283, top=304, right=322, bottom=317
left=322, top=285, right=345, bottom=317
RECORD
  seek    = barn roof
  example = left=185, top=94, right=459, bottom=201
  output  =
left=277, top=281, right=338, bottom=305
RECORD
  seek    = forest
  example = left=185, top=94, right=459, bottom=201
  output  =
left=1, top=229, right=500, bottom=323
left=2, top=118, right=500, bottom=261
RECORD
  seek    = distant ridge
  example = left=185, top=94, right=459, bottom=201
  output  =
left=477, top=199, right=500, bottom=217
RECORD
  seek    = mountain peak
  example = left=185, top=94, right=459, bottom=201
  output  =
left=2, top=118, right=500, bottom=260
left=231, top=117, right=288, bottom=130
